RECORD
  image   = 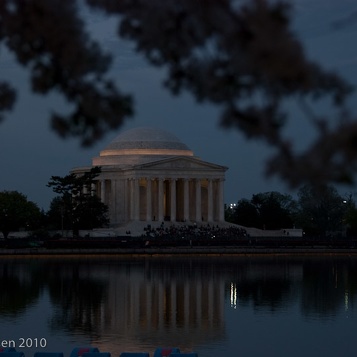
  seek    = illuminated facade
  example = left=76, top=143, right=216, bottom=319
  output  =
left=72, top=127, right=227, bottom=226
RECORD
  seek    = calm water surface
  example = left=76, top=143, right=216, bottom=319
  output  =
left=0, top=255, right=356, bottom=357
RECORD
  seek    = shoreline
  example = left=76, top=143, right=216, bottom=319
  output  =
left=1, top=246, right=357, bottom=257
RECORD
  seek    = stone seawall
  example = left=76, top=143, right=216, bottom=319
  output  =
left=0, top=247, right=356, bottom=256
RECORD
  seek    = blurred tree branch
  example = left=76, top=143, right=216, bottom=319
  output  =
left=1, top=0, right=356, bottom=187
left=0, top=0, right=133, bottom=146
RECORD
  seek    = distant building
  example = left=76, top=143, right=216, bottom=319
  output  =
left=72, top=127, right=227, bottom=226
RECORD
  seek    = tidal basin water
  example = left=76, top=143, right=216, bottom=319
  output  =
left=0, top=255, right=357, bottom=357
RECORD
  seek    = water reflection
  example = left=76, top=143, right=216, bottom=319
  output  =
left=0, top=260, right=44, bottom=316
left=0, top=256, right=356, bottom=355
left=300, top=258, right=357, bottom=319
left=47, top=260, right=108, bottom=337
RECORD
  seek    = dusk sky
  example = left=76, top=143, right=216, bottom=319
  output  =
left=1, top=0, right=357, bottom=210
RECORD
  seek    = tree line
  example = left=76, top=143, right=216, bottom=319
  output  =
left=0, top=167, right=108, bottom=239
left=1, top=168, right=356, bottom=239
left=225, top=186, right=357, bottom=237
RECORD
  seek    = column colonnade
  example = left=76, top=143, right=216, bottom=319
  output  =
left=96, top=176, right=224, bottom=225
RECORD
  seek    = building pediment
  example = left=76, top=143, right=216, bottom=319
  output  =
left=135, top=156, right=227, bottom=172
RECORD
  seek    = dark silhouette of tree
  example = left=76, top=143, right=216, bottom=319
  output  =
left=47, top=196, right=70, bottom=231
left=226, top=191, right=296, bottom=229
left=86, top=0, right=356, bottom=187
left=226, top=199, right=260, bottom=228
left=343, top=194, right=357, bottom=236
left=0, top=190, right=42, bottom=239
left=296, top=185, right=346, bottom=236
left=0, top=0, right=133, bottom=146
left=251, top=191, right=296, bottom=229
left=0, top=0, right=356, bottom=187
left=47, top=167, right=109, bottom=235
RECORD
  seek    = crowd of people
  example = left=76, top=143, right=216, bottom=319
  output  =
left=143, top=222, right=248, bottom=240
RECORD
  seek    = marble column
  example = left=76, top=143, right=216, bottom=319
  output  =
left=111, top=179, right=116, bottom=223
left=195, top=179, right=201, bottom=222
left=170, top=179, right=176, bottom=222
left=124, top=178, right=129, bottom=222
left=146, top=178, right=152, bottom=222
left=133, top=178, right=140, bottom=221
left=100, top=179, right=105, bottom=203
left=183, top=179, right=189, bottom=222
left=207, top=179, right=213, bottom=222
left=129, top=179, right=134, bottom=220
left=218, top=179, right=224, bottom=222
left=158, top=178, right=164, bottom=222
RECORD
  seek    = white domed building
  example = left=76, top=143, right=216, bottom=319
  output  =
left=72, top=127, right=227, bottom=227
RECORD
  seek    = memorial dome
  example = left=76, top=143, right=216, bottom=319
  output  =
left=100, top=127, right=193, bottom=157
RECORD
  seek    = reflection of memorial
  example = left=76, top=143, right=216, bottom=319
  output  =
left=2, top=257, right=357, bottom=356
left=94, top=262, right=225, bottom=352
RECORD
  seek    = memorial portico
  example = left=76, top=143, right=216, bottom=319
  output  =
left=72, top=127, right=227, bottom=227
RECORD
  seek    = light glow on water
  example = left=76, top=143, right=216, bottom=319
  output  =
left=230, top=282, right=237, bottom=309
left=345, top=289, right=349, bottom=312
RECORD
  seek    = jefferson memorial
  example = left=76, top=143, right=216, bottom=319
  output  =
left=72, top=127, right=227, bottom=227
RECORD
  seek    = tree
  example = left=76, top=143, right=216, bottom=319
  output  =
left=226, top=199, right=260, bottom=228
left=296, top=185, right=347, bottom=236
left=251, top=192, right=296, bottom=229
left=342, top=194, right=357, bottom=236
left=46, top=196, right=71, bottom=231
left=0, top=1, right=356, bottom=187
left=47, top=167, right=109, bottom=235
left=0, top=0, right=133, bottom=146
left=226, top=191, right=296, bottom=229
left=47, top=195, right=109, bottom=232
left=0, top=191, right=42, bottom=239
